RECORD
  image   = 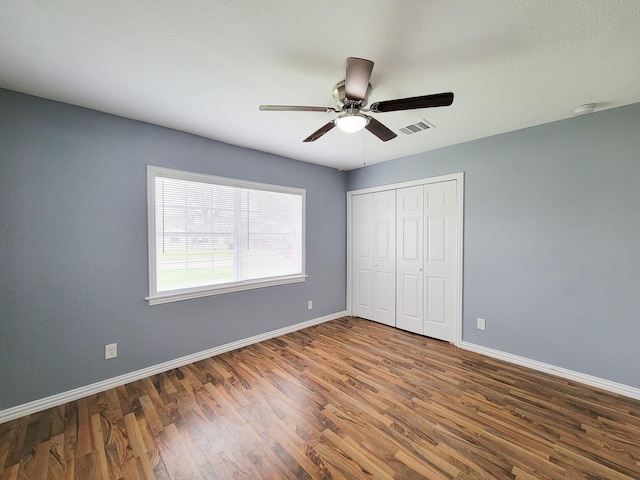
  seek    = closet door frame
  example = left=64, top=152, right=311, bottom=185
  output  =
left=347, top=172, right=464, bottom=346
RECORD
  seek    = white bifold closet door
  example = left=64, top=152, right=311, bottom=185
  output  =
left=396, top=180, right=459, bottom=342
left=396, top=185, right=424, bottom=333
left=352, top=190, right=396, bottom=326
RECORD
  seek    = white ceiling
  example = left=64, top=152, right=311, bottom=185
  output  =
left=2, top=1, right=640, bottom=171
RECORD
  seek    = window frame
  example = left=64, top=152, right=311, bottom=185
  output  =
left=146, top=165, right=306, bottom=305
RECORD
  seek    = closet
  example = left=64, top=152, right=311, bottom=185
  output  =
left=349, top=174, right=462, bottom=343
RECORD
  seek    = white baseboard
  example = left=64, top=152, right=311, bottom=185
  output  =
left=0, top=311, right=346, bottom=424
left=459, top=341, right=640, bottom=401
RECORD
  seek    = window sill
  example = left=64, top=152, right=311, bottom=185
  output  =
left=146, top=275, right=307, bottom=306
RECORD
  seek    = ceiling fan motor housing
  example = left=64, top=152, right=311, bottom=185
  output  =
left=333, top=80, right=371, bottom=110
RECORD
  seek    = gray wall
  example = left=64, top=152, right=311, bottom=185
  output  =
left=2, top=87, right=638, bottom=413
left=0, top=88, right=347, bottom=410
left=348, top=102, right=640, bottom=389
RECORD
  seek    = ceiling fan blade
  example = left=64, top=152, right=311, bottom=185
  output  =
left=369, top=92, right=454, bottom=113
left=303, top=121, right=336, bottom=142
left=260, top=105, right=337, bottom=112
left=345, top=57, right=374, bottom=101
left=365, top=116, right=397, bottom=142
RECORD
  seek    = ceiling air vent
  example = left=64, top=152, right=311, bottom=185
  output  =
left=400, top=119, right=435, bottom=135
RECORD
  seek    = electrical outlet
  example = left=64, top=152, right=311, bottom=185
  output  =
left=105, top=343, right=117, bottom=359
left=476, top=318, right=486, bottom=331
left=308, top=300, right=313, bottom=310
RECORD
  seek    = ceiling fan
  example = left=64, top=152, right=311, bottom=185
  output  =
left=259, top=57, right=454, bottom=143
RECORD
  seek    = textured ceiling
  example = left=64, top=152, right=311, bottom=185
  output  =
left=2, top=1, right=640, bottom=170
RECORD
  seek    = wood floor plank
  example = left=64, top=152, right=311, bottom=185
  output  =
left=155, top=422, right=203, bottom=480
left=122, top=413, right=156, bottom=480
left=2, top=316, right=640, bottom=479
left=0, top=422, right=15, bottom=477
left=393, top=447, right=455, bottom=480
left=321, top=428, right=395, bottom=479
left=75, top=398, right=92, bottom=458
left=267, top=420, right=327, bottom=479
left=138, top=396, right=164, bottom=437
left=62, top=459, right=75, bottom=480
left=47, top=433, right=65, bottom=480
left=0, top=464, right=18, bottom=480
left=89, top=414, right=109, bottom=480
left=135, top=417, right=169, bottom=480
left=4, top=416, right=28, bottom=468
left=121, top=457, right=142, bottom=480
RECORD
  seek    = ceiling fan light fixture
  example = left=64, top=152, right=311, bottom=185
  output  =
left=335, top=112, right=369, bottom=133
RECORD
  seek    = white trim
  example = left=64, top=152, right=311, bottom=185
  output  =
left=346, top=191, right=353, bottom=316
left=346, top=172, right=464, bottom=346
left=0, top=311, right=346, bottom=424
left=454, top=173, right=464, bottom=346
left=347, top=172, right=464, bottom=196
left=146, top=275, right=307, bottom=305
left=148, top=165, right=307, bottom=195
left=459, top=341, right=640, bottom=401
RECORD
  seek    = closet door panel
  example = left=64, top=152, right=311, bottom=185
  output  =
left=352, top=191, right=396, bottom=326
left=396, top=186, right=424, bottom=334
left=397, top=273, right=421, bottom=332
left=372, top=190, right=396, bottom=326
left=423, top=180, right=458, bottom=341
left=352, top=194, right=374, bottom=320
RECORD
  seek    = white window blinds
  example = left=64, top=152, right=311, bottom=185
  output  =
left=147, top=166, right=305, bottom=305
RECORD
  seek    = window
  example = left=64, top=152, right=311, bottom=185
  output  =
left=146, top=166, right=305, bottom=305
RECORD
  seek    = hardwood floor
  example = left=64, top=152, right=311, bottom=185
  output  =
left=1, top=316, right=639, bottom=479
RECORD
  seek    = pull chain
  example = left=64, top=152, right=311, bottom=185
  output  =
left=362, top=130, right=366, bottom=166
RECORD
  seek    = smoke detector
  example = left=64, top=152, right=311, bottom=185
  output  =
left=572, top=104, right=596, bottom=116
